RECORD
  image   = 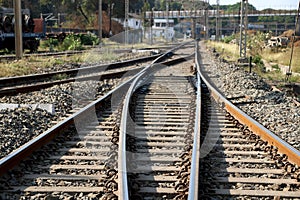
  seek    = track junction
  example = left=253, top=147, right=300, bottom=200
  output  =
left=0, top=41, right=299, bottom=199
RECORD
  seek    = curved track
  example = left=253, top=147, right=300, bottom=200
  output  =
left=0, top=41, right=299, bottom=199
left=0, top=43, right=195, bottom=199
left=119, top=48, right=197, bottom=199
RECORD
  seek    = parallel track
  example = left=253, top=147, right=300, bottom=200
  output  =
left=0, top=54, right=161, bottom=96
left=0, top=50, right=87, bottom=61
left=0, top=41, right=299, bottom=199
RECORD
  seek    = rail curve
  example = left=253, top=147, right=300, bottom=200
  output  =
left=0, top=41, right=299, bottom=199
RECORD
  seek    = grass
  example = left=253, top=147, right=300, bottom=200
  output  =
left=52, top=73, right=69, bottom=81
left=206, top=41, right=300, bottom=83
left=0, top=44, right=137, bottom=77
left=261, top=48, right=300, bottom=74
left=206, top=41, right=240, bottom=62
left=0, top=55, right=85, bottom=77
left=82, top=49, right=118, bottom=63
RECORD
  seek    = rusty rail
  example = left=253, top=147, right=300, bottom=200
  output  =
left=195, top=42, right=300, bottom=166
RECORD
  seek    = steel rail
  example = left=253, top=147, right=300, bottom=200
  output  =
left=0, top=55, right=193, bottom=96
left=0, top=42, right=192, bottom=177
left=187, top=41, right=202, bottom=200
left=0, top=68, right=141, bottom=96
left=0, top=54, right=162, bottom=175
left=0, top=76, right=128, bottom=176
left=118, top=41, right=194, bottom=199
left=0, top=54, right=161, bottom=88
left=195, top=43, right=300, bottom=166
left=0, top=50, right=87, bottom=61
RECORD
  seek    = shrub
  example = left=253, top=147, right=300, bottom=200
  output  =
left=222, top=34, right=235, bottom=44
left=41, top=38, right=59, bottom=49
left=252, top=54, right=263, bottom=66
left=80, top=33, right=100, bottom=46
left=59, top=34, right=83, bottom=51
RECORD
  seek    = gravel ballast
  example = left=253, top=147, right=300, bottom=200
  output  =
left=199, top=41, right=300, bottom=151
left=0, top=79, right=121, bottom=159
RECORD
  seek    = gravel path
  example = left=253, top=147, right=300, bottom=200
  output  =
left=199, top=41, right=300, bottom=151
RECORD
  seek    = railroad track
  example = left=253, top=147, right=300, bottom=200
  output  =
left=0, top=50, right=87, bottom=61
left=199, top=90, right=300, bottom=198
left=196, top=44, right=300, bottom=199
left=0, top=42, right=196, bottom=199
left=0, top=41, right=299, bottom=199
left=0, top=54, right=161, bottom=96
left=119, top=57, right=197, bottom=199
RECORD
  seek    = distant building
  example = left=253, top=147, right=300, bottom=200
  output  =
left=152, top=19, right=175, bottom=40
left=113, top=18, right=142, bottom=30
left=174, top=21, right=205, bottom=38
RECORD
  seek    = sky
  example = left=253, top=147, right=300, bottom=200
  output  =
left=219, top=0, right=299, bottom=10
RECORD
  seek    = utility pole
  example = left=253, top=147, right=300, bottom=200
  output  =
left=125, top=0, right=129, bottom=44
left=98, top=0, right=102, bottom=41
left=14, top=0, right=23, bottom=59
left=205, top=7, right=209, bottom=40
left=151, top=7, right=154, bottom=45
left=192, top=0, right=196, bottom=39
left=286, top=1, right=300, bottom=81
left=239, top=0, right=248, bottom=61
left=109, top=1, right=115, bottom=37
left=216, top=0, right=220, bottom=41
left=165, top=0, right=170, bottom=42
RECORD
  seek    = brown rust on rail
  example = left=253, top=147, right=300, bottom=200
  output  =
left=225, top=103, right=300, bottom=166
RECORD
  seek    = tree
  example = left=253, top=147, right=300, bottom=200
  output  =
left=142, top=0, right=150, bottom=29
left=0, top=0, right=13, bottom=7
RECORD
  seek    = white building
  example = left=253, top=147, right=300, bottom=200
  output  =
left=113, top=18, right=142, bottom=30
left=127, top=18, right=142, bottom=29
left=152, top=19, right=175, bottom=40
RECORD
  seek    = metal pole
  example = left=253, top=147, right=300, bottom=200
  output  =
left=205, top=3, right=209, bottom=40
left=192, top=0, right=196, bottom=39
left=216, top=0, right=220, bottom=41
left=249, top=56, right=252, bottom=73
left=151, top=8, right=154, bottom=45
left=125, top=0, right=129, bottom=44
left=286, top=1, right=300, bottom=81
left=98, top=0, right=102, bottom=41
left=239, top=0, right=244, bottom=58
left=109, top=1, right=112, bottom=36
left=166, top=0, right=169, bottom=42
left=14, top=0, right=23, bottom=59
left=58, top=13, right=60, bottom=27
left=239, top=0, right=248, bottom=60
